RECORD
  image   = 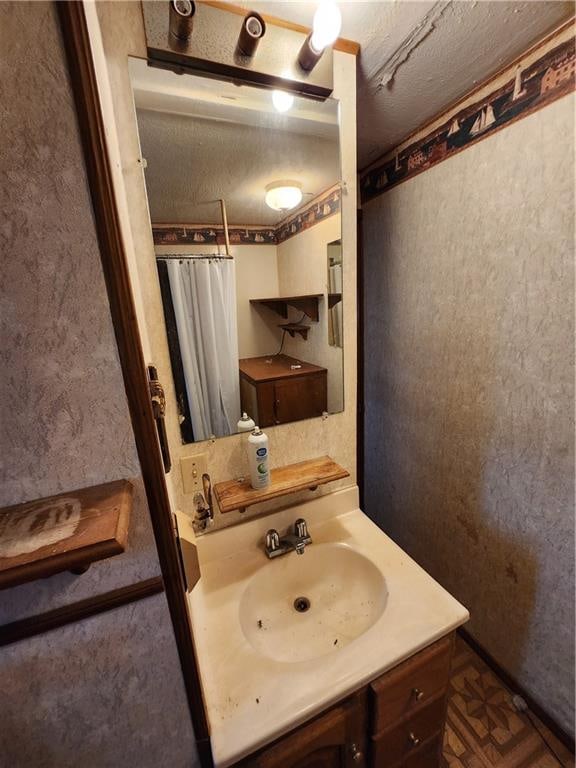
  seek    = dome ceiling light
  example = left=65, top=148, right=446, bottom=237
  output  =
left=265, top=181, right=303, bottom=212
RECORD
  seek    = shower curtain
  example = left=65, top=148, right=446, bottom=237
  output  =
left=166, top=257, right=240, bottom=441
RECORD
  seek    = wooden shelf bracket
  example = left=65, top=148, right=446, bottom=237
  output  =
left=278, top=323, right=311, bottom=340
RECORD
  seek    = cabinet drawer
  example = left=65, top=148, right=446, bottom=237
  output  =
left=370, top=636, right=452, bottom=734
left=370, top=695, right=446, bottom=767
left=404, top=733, right=443, bottom=768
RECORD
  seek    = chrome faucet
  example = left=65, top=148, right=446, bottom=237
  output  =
left=192, top=473, right=213, bottom=534
left=264, top=518, right=312, bottom=558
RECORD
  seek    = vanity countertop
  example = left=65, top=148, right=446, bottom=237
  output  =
left=187, top=487, right=469, bottom=767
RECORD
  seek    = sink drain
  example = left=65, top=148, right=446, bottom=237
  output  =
left=293, top=596, right=311, bottom=613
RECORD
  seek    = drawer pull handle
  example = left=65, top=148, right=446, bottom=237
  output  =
left=412, top=687, right=424, bottom=701
left=350, top=743, right=363, bottom=763
left=408, top=732, right=420, bottom=748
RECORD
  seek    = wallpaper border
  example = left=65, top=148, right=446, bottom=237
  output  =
left=360, top=28, right=575, bottom=204
left=151, top=185, right=341, bottom=247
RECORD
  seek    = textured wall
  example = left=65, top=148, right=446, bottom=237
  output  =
left=0, top=593, right=193, bottom=768
left=0, top=3, right=196, bottom=765
left=363, top=95, right=575, bottom=735
left=0, top=0, right=157, bottom=622
left=94, top=0, right=358, bottom=533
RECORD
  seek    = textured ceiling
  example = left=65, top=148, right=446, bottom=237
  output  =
left=137, top=109, right=340, bottom=224
left=131, top=62, right=340, bottom=225
left=246, top=0, right=573, bottom=168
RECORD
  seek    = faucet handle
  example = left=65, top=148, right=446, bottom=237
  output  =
left=294, top=518, right=308, bottom=538
left=265, top=529, right=280, bottom=553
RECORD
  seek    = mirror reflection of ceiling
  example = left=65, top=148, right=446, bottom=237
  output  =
left=130, top=60, right=339, bottom=226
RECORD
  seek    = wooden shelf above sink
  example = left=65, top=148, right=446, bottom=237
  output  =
left=213, top=456, right=349, bottom=514
left=0, top=480, right=133, bottom=589
left=250, top=294, right=323, bottom=322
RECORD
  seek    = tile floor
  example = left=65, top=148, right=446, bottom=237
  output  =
left=443, top=637, right=574, bottom=768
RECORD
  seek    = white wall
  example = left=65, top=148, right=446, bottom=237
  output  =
left=277, top=214, right=344, bottom=413
left=232, top=245, right=279, bottom=359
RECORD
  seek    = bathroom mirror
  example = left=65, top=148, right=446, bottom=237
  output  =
left=129, top=59, right=343, bottom=443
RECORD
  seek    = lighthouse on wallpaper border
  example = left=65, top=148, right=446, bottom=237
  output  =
left=513, top=64, right=527, bottom=100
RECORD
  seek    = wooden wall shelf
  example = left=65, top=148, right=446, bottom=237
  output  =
left=213, top=456, right=349, bottom=513
left=0, top=480, right=133, bottom=589
left=250, top=294, right=323, bottom=322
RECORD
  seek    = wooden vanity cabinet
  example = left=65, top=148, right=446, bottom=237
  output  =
left=239, top=355, right=327, bottom=428
left=238, top=690, right=368, bottom=768
left=369, top=635, right=453, bottom=768
left=236, top=635, right=454, bottom=768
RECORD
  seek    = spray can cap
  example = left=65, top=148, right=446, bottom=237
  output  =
left=251, top=426, right=263, bottom=436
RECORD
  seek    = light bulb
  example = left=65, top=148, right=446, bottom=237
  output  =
left=310, top=1, right=342, bottom=53
left=272, top=90, right=294, bottom=113
left=265, top=182, right=303, bottom=211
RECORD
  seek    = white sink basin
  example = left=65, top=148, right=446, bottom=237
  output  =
left=239, top=543, right=388, bottom=663
left=186, top=489, right=469, bottom=767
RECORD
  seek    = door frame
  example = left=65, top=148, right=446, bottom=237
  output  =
left=57, top=3, right=213, bottom=765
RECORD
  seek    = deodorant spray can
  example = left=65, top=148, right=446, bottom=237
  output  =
left=247, top=427, right=270, bottom=490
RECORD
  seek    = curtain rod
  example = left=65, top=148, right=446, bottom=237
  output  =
left=156, top=254, right=234, bottom=260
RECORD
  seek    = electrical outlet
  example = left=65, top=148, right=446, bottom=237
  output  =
left=181, top=453, right=208, bottom=495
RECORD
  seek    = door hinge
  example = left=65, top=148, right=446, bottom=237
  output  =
left=148, top=365, right=172, bottom=473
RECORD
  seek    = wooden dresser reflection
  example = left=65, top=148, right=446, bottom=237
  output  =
left=239, top=354, right=327, bottom=427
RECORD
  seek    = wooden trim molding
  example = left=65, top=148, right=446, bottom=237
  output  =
left=458, top=629, right=576, bottom=754
left=57, top=4, right=213, bottom=765
left=0, top=577, right=164, bottom=647
left=200, top=0, right=360, bottom=55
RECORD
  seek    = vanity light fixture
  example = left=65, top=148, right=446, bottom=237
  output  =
left=237, top=11, right=266, bottom=57
left=265, top=181, right=303, bottom=212
left=169, top=0, right=196, bottom=42
left=298, top=1, right=342, bottom=72
left=272, top=90, right=294, bottom=113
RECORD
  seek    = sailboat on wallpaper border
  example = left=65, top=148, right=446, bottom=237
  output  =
left=470, top=104, right=496, bottom=136
left=447, top=118, right=460, bottom=136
